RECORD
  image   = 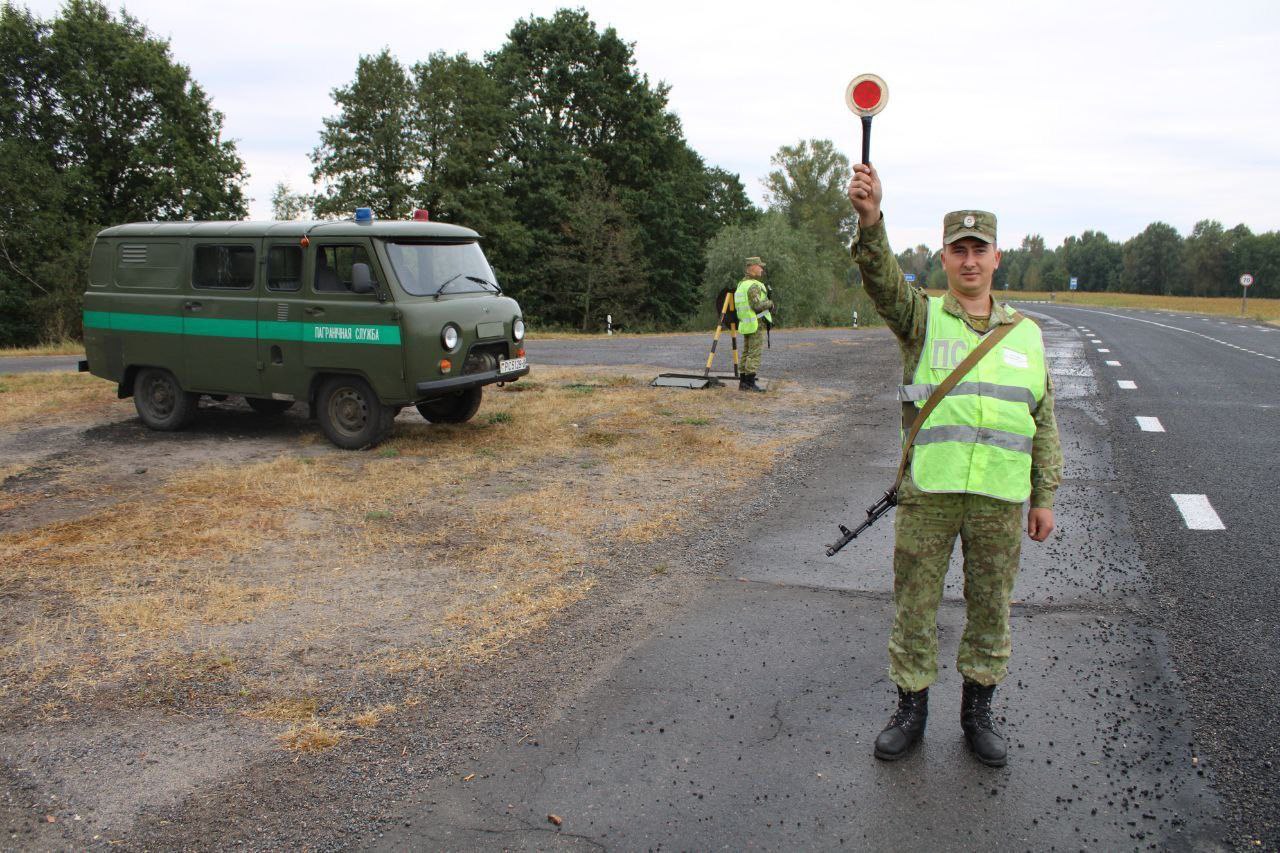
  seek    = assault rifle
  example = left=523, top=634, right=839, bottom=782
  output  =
left=825, top=488, right=896, bottom=556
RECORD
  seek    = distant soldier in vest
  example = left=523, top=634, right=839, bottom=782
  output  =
left=734, top=257, right=773, bottom=392
left=847, top=162, right=1062, bottom=767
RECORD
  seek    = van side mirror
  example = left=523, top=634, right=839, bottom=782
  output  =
left=351, top=262, right=375, bottom=294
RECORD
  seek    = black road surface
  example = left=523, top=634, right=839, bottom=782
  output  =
left=366, top=314, right=1280, bottom=850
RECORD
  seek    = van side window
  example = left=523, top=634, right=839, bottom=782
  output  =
left=267, top=246, right=303, bottom=292
left=193, top=245, right=255, bottom=290
left=315, top=245, right=378, bottom=293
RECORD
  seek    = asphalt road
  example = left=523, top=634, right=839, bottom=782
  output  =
left=369, top=315, right=1269, bottom=850
left=0, top=354, right=82, bottom=374
left=1012, top=304, right=1280, bottom=846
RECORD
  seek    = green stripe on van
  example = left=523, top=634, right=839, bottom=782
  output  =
left=82, top=311, right=401, bottom=346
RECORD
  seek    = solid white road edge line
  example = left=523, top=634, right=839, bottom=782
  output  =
left=1171, top=494, right=1225, bottom=530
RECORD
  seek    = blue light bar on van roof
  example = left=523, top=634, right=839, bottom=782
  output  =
left=355, top=207, right=373, bottom=223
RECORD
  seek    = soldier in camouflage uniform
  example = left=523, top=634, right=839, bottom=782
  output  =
left=848, top=162, right=1062, bottom=766
left=735, top=257, right=774, bottom=392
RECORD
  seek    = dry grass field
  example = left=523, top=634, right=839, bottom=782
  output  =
left=0, top=367, right=838, bottom=753
left=996, top=290, right=1280, bottom=322
left=0, top=339, right=84, bottom=357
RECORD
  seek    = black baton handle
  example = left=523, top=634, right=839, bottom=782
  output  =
left=861, top=115, right=872, bottom=165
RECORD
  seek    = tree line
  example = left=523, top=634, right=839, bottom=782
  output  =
left=898, top=220, right=1280, bottom=300
left=0, top=0, right=246, bottom=346
left=290, top=9, right=758, bottom=332
left=1, top=2, right=1276, bottom=348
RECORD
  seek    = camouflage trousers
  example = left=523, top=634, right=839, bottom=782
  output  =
left=741, top=330, right=764, bottom=375
left=888, top=479, right=1023, bottom=692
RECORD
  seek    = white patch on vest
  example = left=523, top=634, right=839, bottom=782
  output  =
left=1002, top=348, right=1029, bottom=369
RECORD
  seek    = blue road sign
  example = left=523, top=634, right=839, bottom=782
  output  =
left=1069, top=277, right=1078, bottom=291
left=904, top=273, right=916, bottom=282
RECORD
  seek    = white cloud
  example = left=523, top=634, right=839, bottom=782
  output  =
left=17, top=0, right=1280, bottom=251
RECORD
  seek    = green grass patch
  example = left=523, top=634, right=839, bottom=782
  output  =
left=378, top=447, right=400, bottom=458
left=679, top=417, right=711, bottom=426
left=485, top=411, right=513, bottom=425
left=364, top=509, right=392, bottom=522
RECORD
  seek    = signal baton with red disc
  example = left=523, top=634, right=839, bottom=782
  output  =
left=845, top=74, right=888, bottom=164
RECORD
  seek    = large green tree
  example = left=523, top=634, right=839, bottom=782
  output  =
left=1183, top=219, right=1230, bottom=297
left=1061, top=230, right=1121, bottom=292
left=311, top=49, right=417, bottom=219
left=703, top=212, right=874, bottom=328
left=488, top=9, right=733, bottom=326
left=762, top=139, right=855, bottom=257
left=543, top=169, right=646, bottom=331
left=1122, top=222, right=1185, bottom=295
left=0, top=0, right=246, bottom=344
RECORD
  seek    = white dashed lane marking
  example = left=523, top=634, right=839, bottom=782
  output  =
left=1105, top=360, right=1121, bottom=366
left=1098, top=348, right=1111, bottom=353
left=1090, top=339, right=1103, bottom=344
left=1118, top=380, right=1137, bottom=389
left=1172, top=494, right=1225, bottom=530
left=1046, top=308, right=1280, bottom=363
left=1136, top=416, right=1165, bottom=432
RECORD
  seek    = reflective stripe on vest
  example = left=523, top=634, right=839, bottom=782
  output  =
left=734, top=278, right=770, bottom=335
left=907, top=296, right=1046, bottom=502
left=898, top=380, right=1038, bottom=408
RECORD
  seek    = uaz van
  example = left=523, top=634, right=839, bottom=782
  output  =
left=80, top=209, right=528, bottom=448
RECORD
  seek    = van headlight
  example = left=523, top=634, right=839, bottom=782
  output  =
left=513, top=318, right=525, bottom=342
left=441, top=324, right=460, bottom=351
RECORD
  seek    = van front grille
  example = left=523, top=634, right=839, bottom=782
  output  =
left=462, top=342, right=508, bottom=375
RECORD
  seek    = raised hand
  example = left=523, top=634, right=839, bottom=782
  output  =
left=847, top=162, right=883, bottom=228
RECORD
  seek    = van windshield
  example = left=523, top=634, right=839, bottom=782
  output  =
left=383, top=241, right=501, bottom=297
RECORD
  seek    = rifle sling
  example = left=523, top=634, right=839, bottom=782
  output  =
left=893, top=313, right=1026, bottom=493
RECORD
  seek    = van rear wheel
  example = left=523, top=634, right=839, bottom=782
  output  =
left=246, top=397, right=294, bottom=416
left=416, top=386, right=482, bottom=424
left=317, top=375, right=394, bottom=449
left=133, top=367, right=198, bottom=431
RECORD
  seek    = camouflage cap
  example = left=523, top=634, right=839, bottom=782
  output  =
left=745, top=256, right=766, bottom=267
left=943, top=210, right=997, bottom=244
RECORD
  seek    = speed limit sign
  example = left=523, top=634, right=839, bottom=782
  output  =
left=1240, top=273, right=1254, bottom=287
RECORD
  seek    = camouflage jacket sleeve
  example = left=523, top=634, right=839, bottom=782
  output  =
left=851, top=214, right=927, bottom=376
left=748, top=283, right=774, bottom=313
left=1030, top=371, right=1063, bottom=509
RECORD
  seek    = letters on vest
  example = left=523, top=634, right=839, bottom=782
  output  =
left=899, top=297, right=1046, bottom=502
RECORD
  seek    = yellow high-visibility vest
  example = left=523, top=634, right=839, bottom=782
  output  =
left=899, top=296, right=1046, bottom=502
left=733, top=279, right=771, bottom=335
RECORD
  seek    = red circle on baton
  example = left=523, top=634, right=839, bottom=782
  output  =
left=845, top=74, right=888, bottom=117
left=852, top=80, right=882, bottom=110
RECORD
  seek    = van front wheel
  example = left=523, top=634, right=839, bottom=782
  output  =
left=133, top=367, right=198, bottom=431
left=416, top=386, right=482, bottom=424
left=317, top=375, right=394, bottom=449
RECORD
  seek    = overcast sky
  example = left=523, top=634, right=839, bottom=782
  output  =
left=19, top=0, right=1280, bottom=251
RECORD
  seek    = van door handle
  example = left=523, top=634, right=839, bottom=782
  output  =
left=304, top=307, right=324, bottom=317
left=184, top=301, right=203, bottom=311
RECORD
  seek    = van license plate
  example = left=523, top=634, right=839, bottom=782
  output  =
left=499, top=357, right=526, bottom=374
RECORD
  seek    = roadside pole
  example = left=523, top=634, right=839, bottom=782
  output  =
left=1239, top=273, right=1253, bottom=316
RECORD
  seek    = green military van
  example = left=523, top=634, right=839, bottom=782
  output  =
left=80, top=208, right=528, bottom=449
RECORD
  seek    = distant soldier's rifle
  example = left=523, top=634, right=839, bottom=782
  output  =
left=825, top=313, right=1025, bottom=557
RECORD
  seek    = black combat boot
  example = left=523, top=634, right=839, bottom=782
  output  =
left=873, top=686, right=928, bottom=760
left=739, top=373, right=765, bottom=393
left=960, top=679, right=1007, bottom=767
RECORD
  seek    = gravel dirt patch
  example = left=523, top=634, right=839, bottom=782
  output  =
left=1, top=348, right=865, bottom=850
